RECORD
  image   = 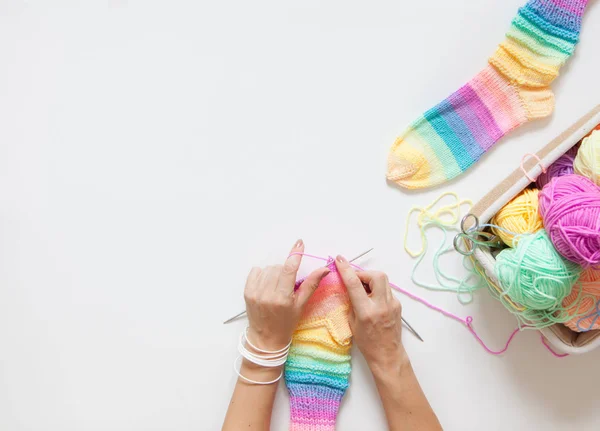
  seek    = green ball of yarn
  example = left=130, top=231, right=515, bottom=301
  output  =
left=495, top=230, right=581, bottom=311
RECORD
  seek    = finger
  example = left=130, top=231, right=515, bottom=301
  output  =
left=356, top=271, right=390, bottom=301
left=245, top=267, right=262, bottom=292
left=259, top=265, right=281, bottom=295
left=335, top=255, right=369, bottom=307
left=348, top=308, right=357, bottom=334
left=278, top=239, right=305, bottom=293
left=262, top=265, right=282, bottom=292
left=243, top=267, right=262, bottom=305
left=295, top=267, right=330, bottom=308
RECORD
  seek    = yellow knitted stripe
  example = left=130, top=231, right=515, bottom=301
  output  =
left=295, top=303, right=352, bottom=346
left=489, top=43, right=559, bottom=87
left=292, top=326, right=353, bottom=353
left=506, top=25, right=570, bottom=66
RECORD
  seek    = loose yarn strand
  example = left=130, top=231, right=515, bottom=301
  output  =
left=576, top=295, right=600, bottom=332
left=411, top=221, right=483, bottom=304
left=540, top=336, right=569, bottom=358
left=403, top=192, right=472, bottom=258
left=403, top=193, right=484, bottom=303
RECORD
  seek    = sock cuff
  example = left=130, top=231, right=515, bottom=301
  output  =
left=519, top=5, right=581, bottom=43
left=287, top=383, right=346, bottom=431
left=525, top=0, right=588, bottom=33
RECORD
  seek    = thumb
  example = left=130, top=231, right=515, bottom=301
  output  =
left=348, top=308, right=357, bottom=333
left=295, top=267, right=330, bottom=308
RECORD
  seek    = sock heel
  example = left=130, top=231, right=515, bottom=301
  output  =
left=518, top=86, right=555, bottom=119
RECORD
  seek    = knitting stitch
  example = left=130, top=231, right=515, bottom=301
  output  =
left=285, top=269, right=352, bottom=431
left=387, top=0, right=589, bottom=189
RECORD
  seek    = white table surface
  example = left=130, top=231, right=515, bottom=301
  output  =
left=1, top=1, right=600, bottom=430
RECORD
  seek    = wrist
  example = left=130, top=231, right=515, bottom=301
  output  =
left=234, top=327, right=289, bottom=386
left=237, top=357, right=283, bottom=386
left=368, top=346, right=410, bottom=382
left=247, top=327, right=292, bottom=352
left=241, top=357, right=283, bottom=374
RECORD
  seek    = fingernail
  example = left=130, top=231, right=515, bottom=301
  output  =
left=295, top=239, right=304, bottom=248
left=336, top=255, right=347, bottom=263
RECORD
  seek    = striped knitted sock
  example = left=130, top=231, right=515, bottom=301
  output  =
left=387, top=0, right=589, bottom=190
left=285, top=270, right=352, bottom=431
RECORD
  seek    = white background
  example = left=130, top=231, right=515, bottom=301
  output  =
left=1, top=0, right=599, bottom=430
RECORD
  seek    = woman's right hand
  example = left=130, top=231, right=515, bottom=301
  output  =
left=335, top=255, right=442, bottom=430
left=334, top=255, right=408, bottom=376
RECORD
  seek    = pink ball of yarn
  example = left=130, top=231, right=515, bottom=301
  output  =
left=539, top=175, right=600, bottom=267
left=536, top=146, right=577, bottom=188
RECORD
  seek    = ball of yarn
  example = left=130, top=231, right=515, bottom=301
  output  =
left=574, top=130, right=600, bottom=186
left=536, top=146, right=577, bottom=188
left=495, top=229, right=581, bottom=310
left=491, top=188, right=543, bottom=247
left=538, top=175, right=600, bottom=267
left=562, top=285, right=600, bottom=332
left=580, top=267, right=600, bottom=296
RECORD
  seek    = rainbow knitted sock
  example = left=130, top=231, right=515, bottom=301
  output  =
left=387, top=0, right=589, bottom=189
left=285, top=270, right=352, bottom=431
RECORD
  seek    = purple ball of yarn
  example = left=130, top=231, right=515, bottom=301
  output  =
left=536, top=147, right=577, bottom=188
left=538, top=174, right=600, bottom=268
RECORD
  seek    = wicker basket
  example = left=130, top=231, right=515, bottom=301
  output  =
left=470, top=105, right=600, bottom=355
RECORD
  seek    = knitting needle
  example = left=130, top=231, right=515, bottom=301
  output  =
left=360, top=281, right=424, bottom=342
left=223, top=310, right=247, bottom=324
left=401, top=316, right=424, bottom=342
left=223, top=248, right=374, bottom=325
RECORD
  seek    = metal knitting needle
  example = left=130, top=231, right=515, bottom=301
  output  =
left=223, top=248, right=374, bottom=324
left=401, top=316, right=424, bottom=342
left=360, top=282, right=424, bottom=342
left=223, top=310, right=247, bottom=324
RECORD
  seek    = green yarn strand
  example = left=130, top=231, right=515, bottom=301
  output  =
left=409, top=220, right=486, bottom=305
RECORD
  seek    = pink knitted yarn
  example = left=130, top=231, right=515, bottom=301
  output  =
left=538, top=175, right=600, bottom=267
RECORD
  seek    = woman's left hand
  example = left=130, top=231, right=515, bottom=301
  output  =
left=244, top=239, right=330, bottom=351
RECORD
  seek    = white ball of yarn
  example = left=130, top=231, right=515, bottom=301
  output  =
left=574, top=130, right=600, bottom=186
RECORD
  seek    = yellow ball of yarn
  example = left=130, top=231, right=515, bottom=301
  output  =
left=574, top=130, right=600, bottom=186
left=491, top=188, right=543, bottom=247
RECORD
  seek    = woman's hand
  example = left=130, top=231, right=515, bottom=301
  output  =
left=223, top=240, right=330, bottom=431
left=334, top=255, right=442, bottom=431
left=244, top=239, right=330, bottom=351
left=334, top=255, right=407, bottom=376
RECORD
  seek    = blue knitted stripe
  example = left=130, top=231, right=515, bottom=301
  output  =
left=511, top=14, right=575, bottom=55
left=285, top=369, right=349, bottom=391
left=424, top=101, right=481, bottom=171
left=519, top=7, right=580, bottom=43
left=286, top=382, right=346, bottom=400
left=525, top=0, right=583, bottom=33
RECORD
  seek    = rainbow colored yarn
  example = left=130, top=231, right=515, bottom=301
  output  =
left=387, top=0, right=588, bottom=189
left=285, top=270, right=352, bottom=431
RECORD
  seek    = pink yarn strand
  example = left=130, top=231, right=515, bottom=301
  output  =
left=290, top=252, right=568, bottom=358
left=466, top=320, right=520, bottom=355
left=540, top=335, right=569, bottom=358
